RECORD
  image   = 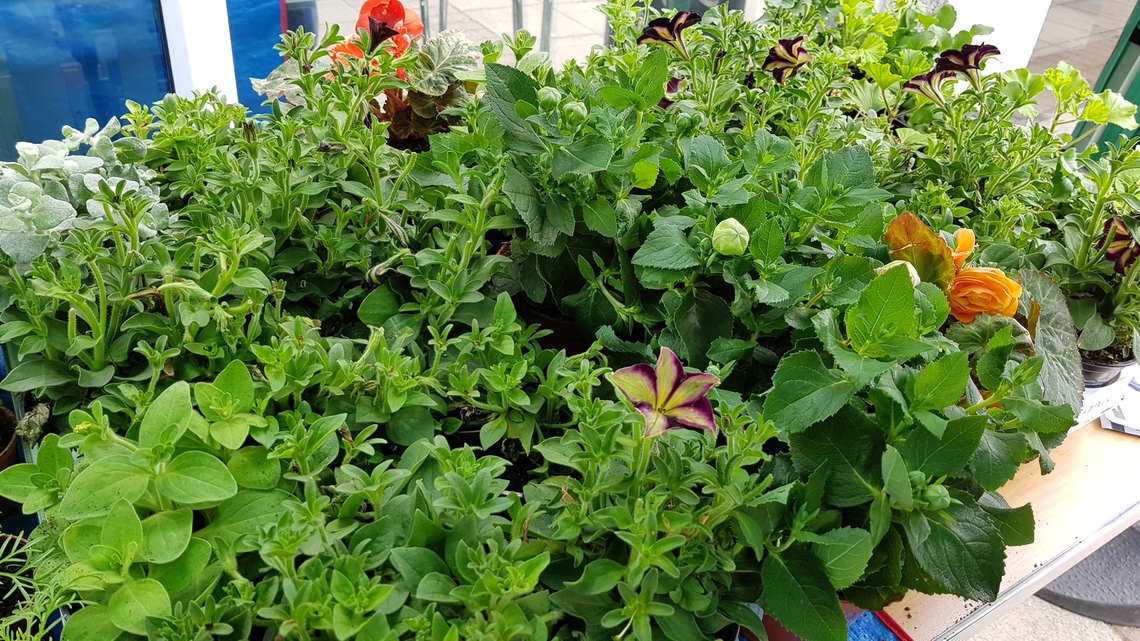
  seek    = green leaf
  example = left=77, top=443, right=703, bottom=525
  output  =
left=664, top=289, right=732, bottom=369
left=155, top=451, right=238, bottom=505
left=567, top=559, right=626, bottom=595
left=1003, top=396, right=1075, bottom=434
left=763, top=351, right=856, bottom=434
left=761, top=545, right=847, bottom=641
left=869, top=494, right=892, bottom=546
left=404, top=30, right=480, bottom=96
left=812, top=309, right=895, bottom=389
left=77, top=365, right=115, bottom=388
left=212, top=360, right=254, bottom=412
left=483, top=63, right=545, bottom=154
left=0, top=359, right=74, bottom=392
left=197, top=490, right=293, bottom=551
left=807, top=527, right=874, bottom=590
left=901, top=415, right=987, bottom=476
left=846, top=267, right=917, bottom=358
left=0, top=463, right=38, bottom=502
left=150, top=537, right=212, bottom=596
left=102, top=499, right=143, bottom=560
left=631, top=224, right=699, bottom=270
left=979, top=493, right=1035, bottom=547
left=108, top=579, right=171, bottom=635
left=227, top=446, right=281, bottom=490
left=552, top=135, right=613, bottom=178
left=911, top=352, right=969, bottom=411
left=389, top=547, right=450, bottom=588
left=1083, top=89, right=1138, bottom=129
left=140, top=509, right=192, bottom=564
left=805, top=145, right=875, bottom=191
left=62, top=605, right=121, bottom=641
left=1078, top=313, right=1114, bottom=351
left=634, top=49, right=671, bottom=107
left=903, top=495, right=1005, bottom=601
left=881, top=445, right=913, bottom=510
left=583, top=199, right=617, bottom=238
left=707, top=338, right=756, bottom=364
left=387, top=406, right=436, bottom=446
left=141, top=381, right=193, bottom=449
left=1019, top=270, right=1083, bottom=412
left=59, top=455, right=150, bottom=519
left=977, top=327, right=1017, bottom=391
left=749, top=219, right=785, bottom=264
left=788, top=406, right=884, bottom=507
left=416, top=572, right=461, bottom=603
left=969, top=430, right=1029, bottom=491
left=359, top=284, right=400, bottom=327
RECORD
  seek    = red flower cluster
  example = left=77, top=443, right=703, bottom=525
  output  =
left=329, top=0, right=423, bottom=75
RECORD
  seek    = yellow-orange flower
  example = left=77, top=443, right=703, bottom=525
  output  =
left=952, top=229, right=975, bottom=267
left=947, top=267, right=1022, bottom=323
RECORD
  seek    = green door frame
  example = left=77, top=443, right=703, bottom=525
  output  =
left=1074, top=0, right=1140, bottom=147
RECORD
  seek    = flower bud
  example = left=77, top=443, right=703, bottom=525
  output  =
left=876, top=260, right=922, bottom=287
left=908, top=470, right=926, bottom=488
left=712, top=218, right=749, bottom=256
left=921, top=484, right=951, bottom=510
left=537, top=86, right=563, bottom=112
left=561, top=101, right=588, bottom=127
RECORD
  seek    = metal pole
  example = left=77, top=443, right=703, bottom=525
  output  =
left=419, top=0, right=431, bottom=37
left=512, top=0, right=523, bottom=34
left=440, top=0, right=448, bottom=30
left=540, top=0, right=553, bottom=52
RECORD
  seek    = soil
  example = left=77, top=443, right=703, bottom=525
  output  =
left=1080, top=343, right=1135, bottom=365
left=0, top=537, right=31, bottom=619
left=0, top=407, right=15, bottom=452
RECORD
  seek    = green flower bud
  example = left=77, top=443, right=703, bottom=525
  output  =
left=908, top=470, right=926, bottom=488
left=561, top=101, right=588, bottom=127
left=712, top=218, right=750, bottom=256
left=537, top=86, right=563, bottom=112
left=921, top=484, right=951, bottom=510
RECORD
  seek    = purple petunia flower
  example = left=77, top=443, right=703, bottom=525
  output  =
left=610, top=347, right=720, bottom=438
left=638, top=11, right=701, bottom=58
left=1102, top=217, right=1139, bottom=275
left=902, top=69, right=956, bottom=106
left=934, top=43, right=1000, bottom=90
left=762, top=36, right=812, bottom=85
left=658, top=77, right=685, bottom=109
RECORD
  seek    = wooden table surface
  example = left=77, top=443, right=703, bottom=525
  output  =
left=883, top=422, right=1140, bottom=640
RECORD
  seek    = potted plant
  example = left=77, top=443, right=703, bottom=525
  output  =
left=0, top=0, right=1097, bottom=639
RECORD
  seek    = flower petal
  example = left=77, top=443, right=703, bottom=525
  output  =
left=663, top=372, right=719, bottom=411
left=664, top=398, right=717, bottom=435
left=610, top=363, right=658, bottom=406
left=654, top=347, right=685, bottom=403
left=639, top=407, right=672, bottom=438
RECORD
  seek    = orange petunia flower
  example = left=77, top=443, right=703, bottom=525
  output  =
left=952, top=228, right=975, bottom=267
left=947, top=267, right=1022, bottom=323
left=356, top=0, right=423, bottom=46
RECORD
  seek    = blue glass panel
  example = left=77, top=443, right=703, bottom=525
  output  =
left=228, top=0, right=321, bottom=111
left=0, top=0, right=173, bottom=160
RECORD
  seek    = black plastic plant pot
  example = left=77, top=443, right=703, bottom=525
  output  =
left=1082, top=358, right=1135, bottom=388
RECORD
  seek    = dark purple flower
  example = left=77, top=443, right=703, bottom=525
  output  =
left=638, top=11, right=701, bottom=58
left=762, top=36, right=813, bottom=85
left=658, top=77, right=685, bottom=109
left=610, top=347, right=719, bottom=438
left=935, top=43, right=1001, bottom=89
left=902, top=69, right=956, bottom=106
left=1101, top=217, right=1139, bottom=275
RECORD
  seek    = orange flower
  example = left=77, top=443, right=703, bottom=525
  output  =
left=357, top=0, right=423, bottom=48
left=947, top=267, right=1022, bottom=323
left=952, top=228, right=975, bottom=267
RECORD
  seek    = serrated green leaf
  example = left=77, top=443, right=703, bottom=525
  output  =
left=764, top=351, right=856, bottom=434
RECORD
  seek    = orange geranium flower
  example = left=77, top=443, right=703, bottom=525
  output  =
left=357, top=0, right=422, bottom=55
left=952, top=228, right=975, bottom=267
left=947, top=267, right=1022, bottom=323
